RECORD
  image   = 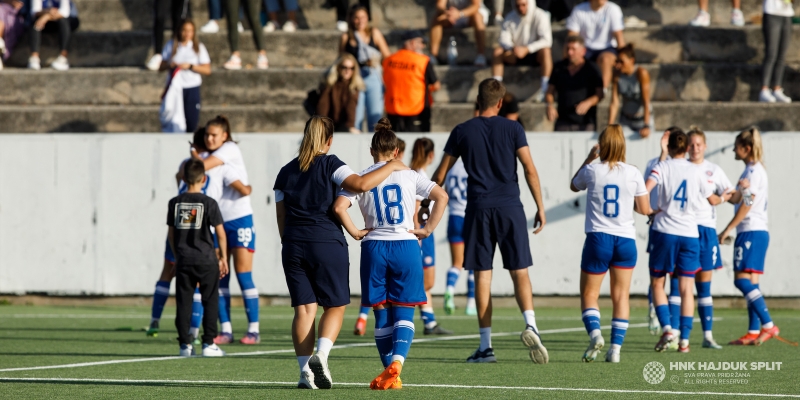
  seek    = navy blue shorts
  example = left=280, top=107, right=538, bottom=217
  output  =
left=648, top=231, right=701, bottom=278
left=463, top=206, right=533, bottom=271
left=733, top=231, right=769, bottom=274
left=698, top=225, right=723, bottom=272
left=581, top=232, right=637, bottom=275
left=224, top=215, right=256, bottom=252
left=361, top=240, right=427, bottom=307
left=281, top=240, right=350, bottom=307
left=585, top=46, right=617, bottom=62
left=420, top=232, right=435, bottom=268
left=447, top=215, right=465, bottom=244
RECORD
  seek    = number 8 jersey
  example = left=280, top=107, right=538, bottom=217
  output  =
left=340, top=161, right=437, bottom=241
left=648, top=159, right=713, bottom=237
left=572, top=162, right=648, bottom=239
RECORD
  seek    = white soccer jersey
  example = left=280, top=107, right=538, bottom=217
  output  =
left=694, top=160, right=734, bottom=229
left=415, top=168, right=436, bottom=211
left=212, top=141, right=253, bottom=222
left=644, top=155, right=671, bottom=212
left=177, top=158, right=242, bottom=202
left=735, top=161, right=769, bottom=233
left=445, top=158, right=468, bottom=217
left=341, top=162, right=436, bottom=241
left=572, top=162, right=647, bottom=239
left=648, top=158, right=713, bottom=237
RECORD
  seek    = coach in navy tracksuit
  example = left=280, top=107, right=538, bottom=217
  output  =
left=432, top=78, right=550, bottom=365
left=273, top=115, right=407, bottom=390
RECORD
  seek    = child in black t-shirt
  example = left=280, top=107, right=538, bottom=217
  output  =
left=167, top=159, right=229, bottom=357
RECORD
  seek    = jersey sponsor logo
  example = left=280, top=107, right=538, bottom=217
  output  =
left=176, top=203, right=204, bottom=229
left=706, top=170, right=713, bottom=176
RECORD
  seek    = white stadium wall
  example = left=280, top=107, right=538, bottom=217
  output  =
left=0, top=132, right=797, bottom=297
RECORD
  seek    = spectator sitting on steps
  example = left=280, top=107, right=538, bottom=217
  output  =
left=316, top=54, right=365, bottom=134
left=430, top=0, right=489, bottom=66
left=262, top=0, right=299, bottom=32
left=565, top=0, right=624, bottom=92
left=545, top=35, right=603, bottom=132
left=609, top=44, right=653, bottom=138
left=0, top=0, right=25, bottom=71
left=28, top=0, right=79, bottom=71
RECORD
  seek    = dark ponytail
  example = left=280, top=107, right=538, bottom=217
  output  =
left=667, top=128, right=688, bottom=153
left=410, top=138, right=434, bottom=171
left=205, top=115, right=234, bottom=143
left=371, top=117, right=399, bottom=156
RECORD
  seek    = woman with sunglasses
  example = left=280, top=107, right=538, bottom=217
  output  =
left=316, top=53, right=365, bottom=134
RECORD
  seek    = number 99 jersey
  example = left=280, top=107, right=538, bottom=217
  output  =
left=339, top=162, right=437, bottom=242
left=445, top=158, right=468, bottom=218
left=572, top=162, right=648, bottom=239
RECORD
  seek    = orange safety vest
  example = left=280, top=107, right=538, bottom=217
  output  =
left=382, top=49, right=429, bottom=116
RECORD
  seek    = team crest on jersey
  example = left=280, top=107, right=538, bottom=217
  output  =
left=176, top=203, right=204, bottom=229
left=745, top=241, right=752, bottom=250
left=706, top=170, right=713, bottom=176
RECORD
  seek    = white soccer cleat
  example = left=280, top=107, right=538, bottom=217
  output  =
left=308, top=352, right=332, bottom=389
left=648, top=304, right=660, bottom=335
left=702, top=338, right=723, bottom=349
left=200, top=20, right=220, bottom=33
left=202, top=343, right=225, bottom=357
left=668, top=329, right=681, bottom=350
left=689, top=10, right=710, bottom=27
left=605, top=350, right=620, bottom=363
left=655, top=330, right=676, bottom=352
left=521, top=326, right=549, bottom=364
left=179, top=344, right=193, bottom=357
left=51, top=55, right=69, bottom=71
left=582, top=334, right=605, bottom=363
left=297, top=370, right=318, bottom=389
left=146, top=54, right=162, bottom=71
left=731, top=9, right=745, bottom=26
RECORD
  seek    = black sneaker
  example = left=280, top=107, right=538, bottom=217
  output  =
left=424, top=324, right=453, bottom=335
left=467, top=347, right=497, bottom=363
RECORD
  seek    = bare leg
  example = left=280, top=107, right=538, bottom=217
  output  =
left=697, top=0, right=708, bottom=12
left=293, top=303, right=318, bottom=356
left=449, top=242, right=464, bottom=269
left=318, top=305, right=345, bottom=342
left=429, top=13, right=449, bottom=57
left=597, top=51, right=617, bottom=90
left=679, top=276, right=695, bottom=318
left=472, top=13, right=486, bottom=55
left=537, top=47, right=553, bottom=78
left=491, top=47, right=505, bottom=77
left=509, top=268, right=533, bottom=312
left=579, top=271, right=605, bottom=311
left=475, top=269, right=493, bottom=328
left=609, top=268, right=632, bottom=321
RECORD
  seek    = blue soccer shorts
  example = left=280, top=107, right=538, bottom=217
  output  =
left=733, top=231, right=769, bottom=274
left=420, top=232, right=435, bottom=268
left=648, top=230, right=701, bottom=278
left=223, top=214, right=256, bottom=252
left=698, top=225, right=723, bottom=272
left=361, top=240, right=427, bottom=307
left=447, top=215, right=465, bottom=244
left=581, top=232, right=637, bottom=274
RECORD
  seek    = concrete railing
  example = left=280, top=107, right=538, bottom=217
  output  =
left=0, top=132, right=797, bottom=297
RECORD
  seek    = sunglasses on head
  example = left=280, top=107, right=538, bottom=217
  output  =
left=340, top=65, right=355, bottom=71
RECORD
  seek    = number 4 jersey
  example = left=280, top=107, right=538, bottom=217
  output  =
left=648, top=158, right=713, bottom=238
left=340, top=162, right=437, bottom=241
left=572, top=162, right=648, bottom=239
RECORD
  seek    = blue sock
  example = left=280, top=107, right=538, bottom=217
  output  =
left=695, top=281, right=713, bottom=333
left=237, top=272, right=260, bottom=332
left=218, top=273, right=232, bottom=333
left=151, top=280, right=171, bottom=322
left=373, top=308, right=394, bottom=367
left=445, top=267, right=460, bottom=291
left=420, top=306, right=436, bottom=328
left=391, top=307, right=416, bottom=364
left=679, top=316, right=693, bottom=340
left=581, top=308, right=602, bottom=337
left=655, top=304, right=672, bottom=331
left=734, top=279, right=772, bottom=328
left=611, top=318, right=629, bottom=347
left=467, top=271, right=475, bottom=300
left=359, top=305, right=371, bottom=319
left=669, top=277, right=681, bottom=331
left=190, top=288, right=204, bottom=331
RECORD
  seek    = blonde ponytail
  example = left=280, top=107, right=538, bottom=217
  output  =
left=298, top=116, right=334, bottom=172
left=735, top=127, right=764, bottom=164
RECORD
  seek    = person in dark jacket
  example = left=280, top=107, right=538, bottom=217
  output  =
left=317, top=53, right=365, bottom=134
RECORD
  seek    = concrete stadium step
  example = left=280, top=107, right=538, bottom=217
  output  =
left=72, top=0, right=799, bottom=32
left=2, top=64, right=798, bottom=106
left=1, top=102, right=797, bottom=133
left=5, top=26, right=799, bottom=68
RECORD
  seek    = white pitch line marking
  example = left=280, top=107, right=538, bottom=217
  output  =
left=0, top=377, right=797, bottom=398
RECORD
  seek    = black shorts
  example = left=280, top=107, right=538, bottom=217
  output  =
left=463, top=206, right=533, bottom=271
left=505, top=51, right=541, bottom=67
left=388, top=111, right=430, bottom=133
left=585, top=46, right=617, bottom=62
left=282, top=240, right=351, bottom=307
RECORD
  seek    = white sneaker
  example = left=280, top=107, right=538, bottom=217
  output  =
left=146, top=54, right=162, bottom=71
left=759, top=88, right=777, bottom=103
left=298, top=370, right=318, bottom=389
left=605, top=350, right=620, bottom=363
left=308, top=352, right=332, bottom=389
left=624, top=15, right=648, bottom=28
left=0, top=58, right=3, bottom=71
left=282, top=20, right=297, bottom=32
left=238, top=22, right=244, bottom=33
left=202, top=343, right=225, bottom=357
left=731, top=9, right=745, bottom=26
left=223, top=54, right=242, bottom=70
left=179, top=344, right=193, bottom=357
left=582, top=334, right=605, bottom=362
left=51, top=55, right=69, bottom=71
left=0, top=37, right=6, bottom=56
left=263, top=21, right=277, bottom=33
left=28, top=55, right=41, bottom=70
left=494, top=14, right=503, bottom=26
left=200, top=20, right=220, bottom=33
left=689, top=10, right=710, bottom=27
left=533, top=87, right=546, bottom=103
left=773, top=89, right=792, bottom=103
left=520, top=326, right=549, bottom=364
left=336, top=20, right=348, bottom=32
left=257, top=54, right=269, bottom=70
left=474, top=54, right=487, bottom=67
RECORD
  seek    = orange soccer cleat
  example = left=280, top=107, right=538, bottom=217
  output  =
left=729, top=332, right=759, bottom=345
left=755, top=325, right=779, bottom=346
left=370, top=361, right=403, bottom=390
left=354, top=317, right=367, bottom=336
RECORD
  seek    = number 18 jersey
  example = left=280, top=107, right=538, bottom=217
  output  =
left=340, top=162, right=437, bottom=242
left=572, top=162, right=648, bottom=239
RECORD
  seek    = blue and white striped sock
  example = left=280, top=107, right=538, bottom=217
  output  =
left=237, top=272, right=260, bottom=333
left=655, top=304, right=672, bottom=332
left=735, top=279, right=773, bottom=329
left=373, top=308, right=394, bottom=367
left=467, top=271, right=475, bottom=301
left=669, top=277, right=681, bottom=331
left=445, top=267, right=460, bottom=294
left=679, top=316, right=693, bottom=341
left=695, top=281, right=713, bottom=338
left=392, top=307, right=416, bottom=365
left=359, top=305, right=371, bottom=321
left=420, top=306, right=437, bottom=329
left=218, top=273, right=232, bottom=334
left=610, top=318, right=629, bottom=351
left=581, top=308, right=601, bottom=338
left=151, top=280, right=171, bottom=324
left=189, top=287, right=204, bottom=338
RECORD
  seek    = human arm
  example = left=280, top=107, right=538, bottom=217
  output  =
left=517, top=146, right=546, bottom=234
left=372, top=28, right=392, bottom=59
left=545, top=83, right=558, bottom=122
left=339, top=33, right=348, bottom=54
left=707, top=194, right=723, bottom=206
left=339, top=160, right=408, bottom=193
left=214, top=224, right=229, bottom=277
left=333, top=196, right=370, bottom=240
left=167, top=226, right=176, bottom=263
left=728, top=178, right=749, bottom=204
left=498, top=20, right=514, bottom=50
left=569, top=144, right=599, bottom=192
left=658, top=130, right=669, bottom=161
left=718, top=202, right=750, bottom=244
left=575, top=87, right=603, bottom=116
left=608, top=74, right=620, bottom=125
left=613, top=30, right=625, bottom=49
left=527, top=11, right=553, bottom=55
left=409, top=186, right=449, bottom=239
left=432, top=153, right=458, bottom=187
left=229, top=180, right=252, bottom=196
left=275, top=200, right=286, bottom=241
left=180, top=63, right=211, bottom=76
left=634, top=194, right=653, bottom=215
left=638, top=67, right=651, bottom=138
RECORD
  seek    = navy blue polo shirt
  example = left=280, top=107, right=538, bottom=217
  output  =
left=273, top=155, right=351, bottom=244
left=443, top=116, right=528, bottom=210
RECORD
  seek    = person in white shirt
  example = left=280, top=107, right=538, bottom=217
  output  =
left=492, top=0, right=552, bottom=103
left=159, top=20, right=211, bottom=133
left=442, top=158, right=476, bottom=316
left=565, top=0, right=625, bottom=90
left=646, top=129, right=723, bottom=354
left=430, top=0, right=489, bottom=66
left=718, top=128, right=781, bottom=346
left=686, top=128, right=734, bottom=350
left=570, top=125, right=652, bottom=363
left=334, top=119, right=449, bottom=389
left=758, top=0, right=795, bottom=103
left=28, top=0, right=79, bottom=70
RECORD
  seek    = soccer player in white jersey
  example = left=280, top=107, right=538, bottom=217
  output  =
left=147, top=128, right=250, bottom=340
left=718, top=128, right=782, bottom=346
left=443, top=158, right=477, bottom=316
left=646, top=129, right=723, bottom=353
left=570, top=125, right=653, bottom=363
left=686, top=128, right=734, bottom=349
left=334, top=118, right=449, bottom=390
